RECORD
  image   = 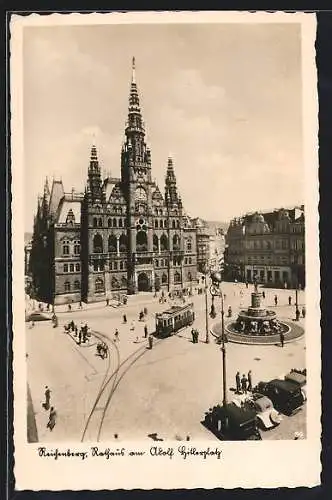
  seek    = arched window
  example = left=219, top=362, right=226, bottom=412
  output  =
left=108, top=235, right=117, bottom=253
left=93, top=234, right=103, bottom=253
left=174, top=271, right=181, bottom=283
left=69, top=263, right=74, bottom=272
left=189, top=257, right=192, bottom=264
left=186, top=238, right=192, bottom=252
left=154, top=220, right=158, bottom=228
left=64, top=281, right=71, bottom=292
left=119, top=234, right=127, bottom=252
left=153, top=234, right=159, bottom=252
left=74, top=241, right=80, bottom=255
left=172, top=220, right=176, bottom=228
left=98, top=218, right=103, bottom=227
left=187, top=272, right=192, bottom=281
left=173, top=234, right=180, bottom=250
left=160, top=234, right=168, bottom=251
left=93, top=217, right=98, bottom=228
left=108, top=218, right=112, bottom=227
left=176, top=220, right=180, bottom=228
left=162, top=273, right=168, bottom=283
left=64, top=264, right=68, bottom=273
left=74, top=280, right=80, bottom=290
left=119, top=218, right=123, bottom=227
left=111, top=277, right=119, bottom=289
left=119, top=261, right=123, bottom=270
left=95, top=277, right=104, bottom=293
left=113, top=218, right=117, bottom=228
left=118, top=207, right=123, bottom=214
left=75, top=263, right=80, bottom=272
left=155, top=259, right=159, bottom=267
left=159, top=220, right=163, bottom=228
left=164, top=220, right=168, bottom=228
left=136, top=231, right=148, bottom=252
left=62, top=240, right=70, bottom=255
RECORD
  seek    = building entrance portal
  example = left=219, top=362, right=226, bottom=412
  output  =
left=137, top=272, right=150, bottom=292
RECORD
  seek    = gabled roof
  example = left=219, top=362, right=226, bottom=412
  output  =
left=56, top=198, right=81, bottom=224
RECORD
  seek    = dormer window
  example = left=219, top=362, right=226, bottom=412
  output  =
left=66, top=209, right=75, bottom=225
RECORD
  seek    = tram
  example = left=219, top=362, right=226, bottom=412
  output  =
left=155, top=302, right=195, bottom=338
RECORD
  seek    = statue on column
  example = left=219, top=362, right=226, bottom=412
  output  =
left=254, top=277, right=258, bottom=293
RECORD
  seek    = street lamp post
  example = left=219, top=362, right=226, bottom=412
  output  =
left=204, top=273, right=209, bottom=344
left=210, top=271, right=227, bottom=407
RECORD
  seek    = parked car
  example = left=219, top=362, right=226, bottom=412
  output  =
left=284, top=369, right=307, bottom=401
left=232, top=393, right=282, bottom=429
left=248, top=393, right=282, bottom=429
left=254, top=379, right=304, bottom=416
left=203, top=403, right=262, bottom=441
left=25, top=311, right=52, bottom=322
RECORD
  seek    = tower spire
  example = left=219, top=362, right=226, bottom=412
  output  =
left=86, top=143, right=105, bottom=203
left=132, top=56, right=136, bottom=84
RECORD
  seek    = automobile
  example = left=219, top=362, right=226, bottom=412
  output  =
left=203, top=402, right=262, bottom=441
left=232, top=393, right=282, bottom=429
left=248, top=393, right=282, bottom=429
left=254, top=379, right=304, bottom=416
left=25, top=311, right=53, bottom=322
left=284, top=369, right=307, bottom=401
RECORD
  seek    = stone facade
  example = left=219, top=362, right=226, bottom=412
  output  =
left=30, top=58, right=198, bottom=305
left=225, top=207, right=305, bottom=288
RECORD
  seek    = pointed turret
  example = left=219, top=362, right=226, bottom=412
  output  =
left=126, top=56, right=144, bottom=134
left=165, top=157, right=179, bottom=207
left=86, top=144, right=105, bottom=204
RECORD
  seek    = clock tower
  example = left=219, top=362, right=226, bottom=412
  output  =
left=121, top=57, right=154, bottom=293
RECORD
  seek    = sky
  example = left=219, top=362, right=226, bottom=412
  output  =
left=23, top=22, right=303, bottom=232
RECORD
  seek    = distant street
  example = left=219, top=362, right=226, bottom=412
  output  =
left=27, top=281, right=306, bottom=442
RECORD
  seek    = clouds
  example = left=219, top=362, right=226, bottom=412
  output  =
left=23, top=22, right=304, bottom=230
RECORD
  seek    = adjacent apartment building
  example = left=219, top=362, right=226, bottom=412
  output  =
left=225, top=207, right=305, bottom=289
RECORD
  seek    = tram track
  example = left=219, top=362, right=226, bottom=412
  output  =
left=81, top=329, right=163, bottom=442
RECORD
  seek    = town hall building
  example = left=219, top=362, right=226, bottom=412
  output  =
left=30, top=58, right=198, bottom=304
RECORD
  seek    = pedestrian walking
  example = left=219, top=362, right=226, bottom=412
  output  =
left=302, top=307, right=306, bottom=318
left=235, top=371, right=241, bottom=394
left=274, top=295, right=278, bottom=306
left=130, top=320, right=135, bottom=331
left=47, top=406, right=57, bottom=432
left=78, top=329, right=82, bottom=345
left=68, top=303, right=72, bottom=312
left=288, top=296, right=292, bottom=306
left=194, top=329, right=199, bottom=344
left=43, top=386, right=51, bottom=410
left=191, top=328, right=195, bottom=343
left=106, top=298, right=109, bottom=307
left=246, top=282, right=249, bottom=289
left=144, top=325, right=148, bottom=338
left=143, top=307, right=148, bottom=316
left=241, top=374, right=248, bottom=394
left=74, top=326, right=78, bottom=336
left=262, top=291, right=265, bottom=299
left=148, top=335, right=153, bottom=350
left=79, top=301, right=82, bottom=309
left=280, top=331, right=285, bottom=348
left=123, top=314, right=127, bottom=324
left=247, top=370, right=253, bottom=392
left=114, top=329, right=119, bottom=342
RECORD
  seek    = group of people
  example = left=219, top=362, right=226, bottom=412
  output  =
left=43, top=386, right=57, bottom=432
left=64, top=320, right=90, bottom=345
left=96, top=341, right=108, bottom=359
left=235, top=370, right=253, bottom=394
